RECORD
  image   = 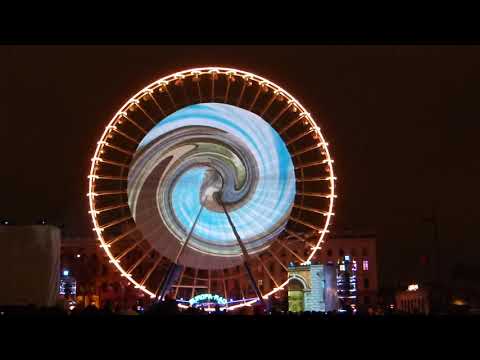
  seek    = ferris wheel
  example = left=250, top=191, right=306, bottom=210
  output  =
left=87, top=67, right=336, bottom=311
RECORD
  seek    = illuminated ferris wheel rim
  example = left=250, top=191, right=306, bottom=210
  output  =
left=87, top=66, right=336, bottom=310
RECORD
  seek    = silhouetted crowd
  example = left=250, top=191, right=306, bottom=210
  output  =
left=0, top=300, right=434, bottom=319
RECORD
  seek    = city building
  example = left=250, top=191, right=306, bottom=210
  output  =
left=317, top=230, right=378, bottom=307
left=285, top=229, right=378, bottom=308
left=287, top=263, right=337, bottom=312
left=61, top=236, right=145, bottom=310
left=395, top=284, right=430, bottom=315
left=60, top=229, right=378, bottom=313
left=336, top=255, right=358, bottom=311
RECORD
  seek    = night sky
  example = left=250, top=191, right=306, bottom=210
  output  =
left=2, top=46, right=479, bottom=288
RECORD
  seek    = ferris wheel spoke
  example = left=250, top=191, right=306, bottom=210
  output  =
left=295, top=191, right=334, bottom=199
left=268, top=249, right=288, bottom=272
left=211, top=73, right=216, bottom=101
left=134, top=103, right=157, bottom=125
left=139, top=256, right=164, bottom=287
left=286, top=128, right=315, bottom=146
left=89, top=189, right=127, bottom=197
left=103, top=142, right=134, bottom=157
left=256, top=255, right=279, bottom=288
left=98, top=215, right=132, bottom=231
left=120, top=113, right=147, bottom=134
left=224, top=77, right=232, bottom=103
left=90, top=175, right=128, bottom=182
left=275, top=239, right=306, bottom=263
left=92, top=158, right=129, bottom=169
left=105, top=226, right=139, bottom=247
left=164, top=87, right=177, bottom=110
left=288, top=216, right=326, bottom=233
left=294, top=159, right=332, bottom=170
left=248, top=86, right=262, bottom=111
left=278, top=113, right=308, bottom=135
left=270, top=101, right=292, bottom=126
left=292, top=203, right=329, bottom=216
left=147, top=92, right=167, bottom=118
left=283, top=228, right=316, bottom=249
left=180, top=83, right=190, bottom=105
left=296, top=176, right=336, bottom=182
left=109, top=127, right=140, bottom=144
left=126, top=247, right=154, bottom=275
left=260, top=93, right=278, bottom=117
left=115, top=238, right=146, bottom=262
left=291, top=143, right=326, bottom=157
left=236, top=80, right=248, bottom=106
left=194, top=78, right=203, bottom=103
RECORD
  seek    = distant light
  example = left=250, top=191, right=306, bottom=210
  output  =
left=407, top=284, right=419, bottom=291
left=345, top=255, right=350, bottom=261
left=63, top=270, right=69, bottom=276
left=339, top=264, right=345, bottom=272
left=69, top=305, right=75, bottom=311
left=76, top=254, right=81, bottom=258
left=362, top=260, right=369, bottom=271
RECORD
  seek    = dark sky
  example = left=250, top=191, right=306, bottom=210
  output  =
left=2, top=46, right=479, bottom=287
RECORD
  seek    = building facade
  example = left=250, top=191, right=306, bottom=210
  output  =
left=61, top=236, right=145, bottom=310
left=395, top=285, right=430, bottom=315
left=61, top=229, right=378, bottom=312
left=284, top=230, right=378, bottom=308
left=287, top=264, right=337, bottom=312
left=318, top=232, right=378, bottom=307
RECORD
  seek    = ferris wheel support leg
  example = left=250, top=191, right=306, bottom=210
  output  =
left=157, top=201, right=206, bottom=302
left=218, top=195, right=265, bottom=306
left=157, top=263, right=182, bottom=302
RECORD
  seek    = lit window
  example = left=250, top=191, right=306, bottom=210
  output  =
left=363, top=260, right=369, bottom=271
left=339, top=264, right=346, bottom=272
left=352, top=260, right=357, bottom=272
